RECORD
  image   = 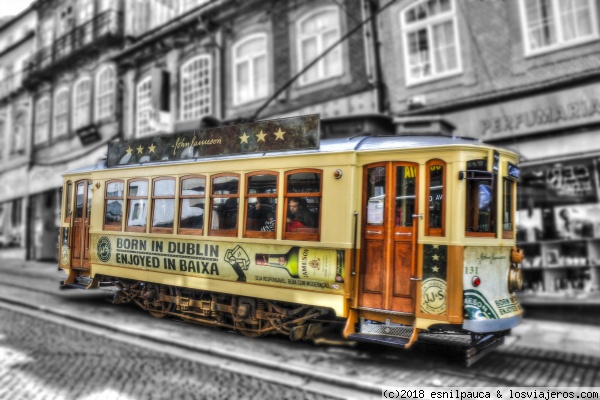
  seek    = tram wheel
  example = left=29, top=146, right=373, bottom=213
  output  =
left=146, top=284, right=174, bottom=319
left=234, top=320, right=264, bottom=337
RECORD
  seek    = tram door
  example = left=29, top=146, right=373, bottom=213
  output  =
left=71, top=179, right=93, bottom=269
left=359, top=162, right=418, bottom=313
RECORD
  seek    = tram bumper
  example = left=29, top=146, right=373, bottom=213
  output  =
left=462, top=313, right=522, bottom=333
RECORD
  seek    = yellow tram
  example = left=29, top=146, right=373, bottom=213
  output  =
left=58, top=114, right=523, bottom=359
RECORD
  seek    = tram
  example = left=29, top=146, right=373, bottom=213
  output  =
left=58, top=114, right=523, bottom=362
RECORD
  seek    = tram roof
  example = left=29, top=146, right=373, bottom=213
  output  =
left=65, top=134, right=499, bottom=175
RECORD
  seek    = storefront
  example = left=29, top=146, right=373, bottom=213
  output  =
left=0, top=165, right=28, bottom=259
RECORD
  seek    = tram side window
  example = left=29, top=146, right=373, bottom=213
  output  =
left=245, top=172, right=278, bottom=239
left=465, top=159, right=496, bottom=236
left=179, top=176, right=205, bottom=235
left=209, top=174, right=240, bottom=237
left=426, top=159, right=445, bottom=236
left=502, top=178, right=515, bottom=239
left=126, top=179, right=149, bottom=232
left=395, top=165, right=416, bottom=228
left=284, top=169, right=321, bottom=241
left=64, top=181, right=72, bottom=222
left=151, top=177, right=176, bottom=233
left=104, top=180, right=124, bottom=230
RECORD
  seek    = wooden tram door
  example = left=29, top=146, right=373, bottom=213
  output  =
left=71, top=179, right=93, bottom=269
left=359, top=162, right=419, bottom=314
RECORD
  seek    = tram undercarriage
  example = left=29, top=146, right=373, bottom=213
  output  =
left=109, top=278, right=334, bottom=341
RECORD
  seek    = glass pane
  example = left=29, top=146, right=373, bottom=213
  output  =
left=105, top=200, right=123, bottom=225
left=66, top=183, right=72, bottom=218
left=211, top=198, right=238, bottom=230
left=503, top=180, right=514, bottom=231
left=428, top=164, right=443, bottom=229
left=153, top=199, right=174, bottom=228
left=366, top=166, right=386, bottom=226
left=154, top=179, right=175, bottom=197
left=247, top=197, right=277, bottom=232
left=180, top=198, right=204, bottom=230
left=128, top=199, right=147, bottom=228
left=181, top=177, right=205, bottom=196
left=87, top=181, right=93, bottom=217
left=395, top=166, right=416, bottom=227
left=248, top=174, right=277, bottom=194
left=107, top=181, right=124, bottom=198
left=286, top=197, right=318, bottom=231
left=76, top=182, right=84, bottom=218
left=129, top=180, right=148, bottom=197
left=287, top=172, right=320, bottom=193
left=477, top=183, right=493, bottom=231
left=212, top=176, right=239, bottom=194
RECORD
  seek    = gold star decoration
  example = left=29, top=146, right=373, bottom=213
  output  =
left=240, top=132, right=250, bottom=144
left=432, top=266, right=440, bottom=272
left=125, top=146, right=133, bottom=156
left=274, top=127, right=285, bottom=140
left=148, top=143, right=156, bottom=153
left=432, top=254, right=440, bottom=261
left=256, top=130, right=267, bottom=142
left=137, top=145, right=144, bottom=154
left=432, top=245, right=439, bottom=249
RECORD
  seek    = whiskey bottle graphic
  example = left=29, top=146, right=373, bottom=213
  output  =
left=255, top=247, right=344, bottom=283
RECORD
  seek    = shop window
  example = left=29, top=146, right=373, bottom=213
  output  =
left=519, top=0, right=598, bottom=55
left=64, top=181, right=73, bottom=222
left=401, top=0, right=461, bottom=86
left=180, top=55, right=212, bottom=121
left=151, top=177, right=176, bottom=233
left=209, top=174, right=239, bottom=237
left=126, top=179, right=149, bottom=232
left=179, top=176, right=205, bottom=234
left=426, top=159, right=445, bottom=236
left=136, top=76, right=154, bottom=137
left=503, top=179, right=515, bottom=239
left=54, top=87, right=70, bottom=140
left=34, top=97, right=50, bottom=146
left=297, top=7, right=342, bottom=86
left=244, top=172, right=278, bottom=239
left=284, top=169, right=321, bottom=241
left=233, top=34, right=268, bottom=105
left=96, top=65, right=116, bottom=121
left=465, top=159, right=496, bottom=237
left=104, top=180, right=124, bottom=230
left=73, top=77, right=92, bottom=130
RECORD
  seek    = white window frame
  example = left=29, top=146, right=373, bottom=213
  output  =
left=73, top=77, right=92, bottom=130
left=53, top=87, right=70, bottom=139
left=179, top=54, right=212, bottom=121
left=519, top=0, right=599, bottom=56
left=95, top=65, right=116, bottom=121
left=34, top=97, right=50, bottom=146
left=233, top=33, right=268, bottom=105
left=400, top=0, right=462, bottom=86
left=11, top=109, right=26, bottom=155
left=136, top=76, right=154, bottom=137
left=296, top=7, right=343, bottom=86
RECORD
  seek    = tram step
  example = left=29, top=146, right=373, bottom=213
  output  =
left=348, top=333, right=411, bottom=348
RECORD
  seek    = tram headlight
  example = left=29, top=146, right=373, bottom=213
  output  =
left=508, top=264, right=523, bottom=293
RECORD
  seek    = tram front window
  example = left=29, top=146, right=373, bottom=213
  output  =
left=465, top=159, right=496, bottom=236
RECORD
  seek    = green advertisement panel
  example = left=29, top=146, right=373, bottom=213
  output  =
left=92, top=233, right=345, bottom=294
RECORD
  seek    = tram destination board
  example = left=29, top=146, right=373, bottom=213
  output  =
left=107, top=114, right=320, bottom=167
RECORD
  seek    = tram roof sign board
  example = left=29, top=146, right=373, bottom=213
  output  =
left=107, top=114, right=320, bottom=167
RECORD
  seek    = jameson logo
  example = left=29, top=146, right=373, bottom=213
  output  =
left=97, top=236, right=111, bottom=262
left=172, top=136, right=222, bottom=155
left=421, top=278, right=446, bottom=315
left=464, top=289, right=499, bottom=320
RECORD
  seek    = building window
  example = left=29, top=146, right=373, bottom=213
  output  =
left=136, top=76, right=154, bottom=137
left=284, top=169, right=321, bottom=241
left=233, top=34, right=268, bottom=105
left=179, top=176, right=206, bottom=234
left=465, top=159, right=496, bottom=237
left=151, top=177, right=176, bottom=233
left=297, top=8, right=342, bottom=86
left=34, top=97, right=50, bottom=145
left=126, top=179, right=149, bottom=232
left=11, top=109, right=26, bottom=155
left=520, top=0, right=598, bottom=55
left=244, top=172, right=278, bottom=239
left=104, top=180, right=124, bottom=230
left=40, top=19, right=54, bottom=48
left=426, top=159, right=445, bottom=236
left=96, top=66, right=116, bottom=121
left=209, top=174, right=239, bottom=237
left=73, top=78, right=92, bottom=130
left=401, top=0, right=461, bottom=85
left=180, top=55, right=212, bottom=121
left=0, top=119, right=5, bottom=161
left=54, top=88, right=70, bottom=139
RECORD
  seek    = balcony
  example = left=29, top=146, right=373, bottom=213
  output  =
left=23, top=10, right=124, bottom=85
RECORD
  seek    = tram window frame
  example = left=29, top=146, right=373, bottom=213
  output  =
left=244, top=171, right=278, bottom=239
left=283, top=169, right=322, bottom=242
left=104, top=179, right=124, bottom=231
left=126, top=179, right=149, bottom=233
left=151, top=177, right=176, bottom=234
left=64, top=181, right=73, bottom=223
left=425, top=159, right=446, bottom=236
left=209, top=173, right=240, bottom=237
left=502, top=178, right=516, bottom=239
left=179, top=175, right=206, bottom=235
left=464, top=159, right=496, bottom=238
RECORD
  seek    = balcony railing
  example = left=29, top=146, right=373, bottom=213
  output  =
left=23, top=10, right=124, bottom=84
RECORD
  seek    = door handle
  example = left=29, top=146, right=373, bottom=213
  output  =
left=410, top=277, right=422, bottom=281
left=412, top=213, right=423, bottom=219
left=366, top=230, right=382, bottom=234
left=395, top=232, right=411, bottom=236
